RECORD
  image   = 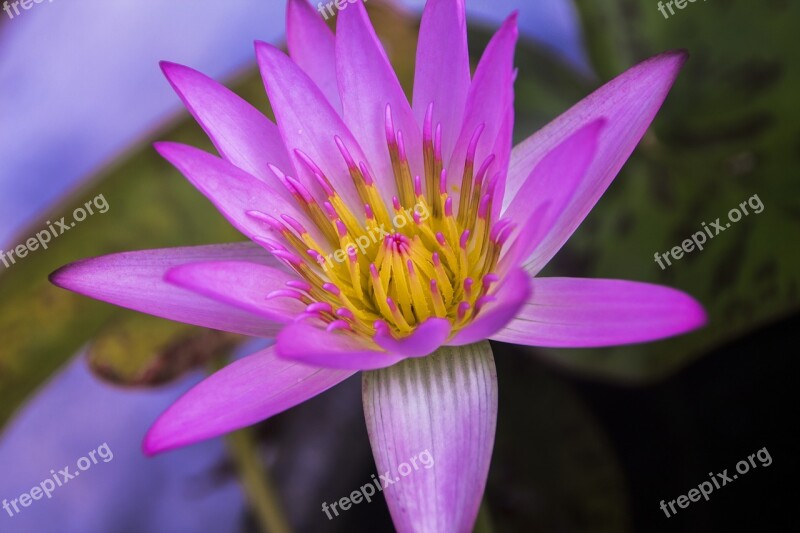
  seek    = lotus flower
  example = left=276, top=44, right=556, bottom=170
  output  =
left=50, top=0, right=705, bottom=530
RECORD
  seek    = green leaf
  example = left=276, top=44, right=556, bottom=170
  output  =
left=533, top=0, right=800, bottom=381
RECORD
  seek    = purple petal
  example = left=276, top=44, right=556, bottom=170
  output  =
left=413, top=0, right=470, bottom=162
left=254, top=41, right=366, bottom=211
left=336, top=2, right=423, bottom=204
left=159, top=61, right=296, bottom=205
left=154, top=141, right=323, bottom=244
left=286, top=0, right=341, bottom=113
left=447, top=13, right=518, bottom=203
left=165, top=261, right=306, bottom=323
left=501, top=119, right=605, bottom=267
left=505, top=51, right=688, bottom=275
left=144, top=345, right=354, bottom=454
left=448, top=268, right=531, bottom=345
left=374, top=318, right=451, bottom=357
left=491, top=277, right=707, bottom=347
left=276, top=322, right=406, bottom=370
left=49, top=244, right=283, bottom=337
left=362, top=342, right=497, bottom=533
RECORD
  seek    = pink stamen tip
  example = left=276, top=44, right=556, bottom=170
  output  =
left=369, top=264, right=379, bottom=278
left=335, top=219, right=348, bottom=238
left=306, top=249, right=324, bottom=263
left=385, top=104, right=396, bottom=144
left=266, top=289, right=303, bottom=301
left=365, top=203, right=375, bottom=220
left=490, top=219, right=512, bottom=241
left=434, top=123, right=443, bottom=160
left=286, top=280, right=312, bottom=292
left=460, top=230, right=471, bottom=249
left=326, top=320, right=351, bottom=333
left=430, top=279, right=439, bottom=293
left=476, top=154, right=496, bottom=184
left=373, top=320, right=391, bottom=337
left=323, top=201, right=337, bottom=220
left=295, top=149, right=323, bottom=174
left=497, top=224, right=515, bottom=246
left=432, top=252, right=441, bottom=267
left=358, top=162, right=374, bottom=185
left=268, top=164, right=288, bottom=181
left=313, top=171, right=335, bottom=197
left=322, top=282, right=341, bottom=296
left=250, top=212, right=285, bottom=232
left=466, top=123, right=486, bottom=163
left=445, top=197, right=453, bottom=217
left=294, top=312, right=320, bottom=324
left=414, top=175, right=423, bottom=197
left=406, top=259, right=415, bottom=274
left=478, top=194, right=491, bottom=219
left=272, top=250, right=303, bottom=265
left=439, top=168, right=447, bottom=195
left=336, top=308, right=355, bottom=319
left=348, top=247, right=358, bottom=262
left=457, top=301, right=471, bottom=320
left=413, top=212, right=421, bottom=225
left=386, top=297, right=398, bottom=313
left=464, top=278, right=474, bottom=296
left=286, top=176, right=314, bottom=204
left=253, top=236, right=286, bottom=252
left=392, top=196, right=401, bottom=211
left=281, top=214, right=306, bottom=235
left=436, top=232, right=447, bottom=246
left=306, top=302, right=333, bottom=314
left=334, top=136, right=357, bottom=169
left=397, top=130, right=408, bottom=161
left=482, top=273, right=500, bottom=289
left=423, top=102, right=434, bottom=143
left=475, top=295, right=497, bottom=313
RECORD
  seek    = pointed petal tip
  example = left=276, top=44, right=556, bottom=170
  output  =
left=48, top=261, right=77, bottom=290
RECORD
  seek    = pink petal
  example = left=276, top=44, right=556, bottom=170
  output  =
left=336, top=2, right=423, bottom=204
left=362, top=342, right=497, bottom=533
left=413, top=0, right=470, bottom=162
left=165, top=261, right=306, bottom=323
left=286, top=0, right=341, bottom=113
left=154, top=141, right=323, bottom=245
left=276, top=322, right=405, bottom=370
left=501, top=119, right=605, bottom=267
left=447, top=13, right=518, bottom=203
left=254, top=41, right=366, bottom=211
left=144, top=345, right=354, bottom=454
left=159, top=62, right=296, bottom=205
left=448, top=268, right=531, bottom=345
left=49, top=244, right=283, bottom=337
left=374, top=318, right=451, bottom=357
left=505, top=51, right=688, bottom=275
left=491, top=277, right=707, bottom=347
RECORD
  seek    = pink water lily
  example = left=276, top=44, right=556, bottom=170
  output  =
left=50, top=0, right=705, bottom=530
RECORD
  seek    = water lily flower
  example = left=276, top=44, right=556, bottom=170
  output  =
left=50, top=0, right=705, bottom=530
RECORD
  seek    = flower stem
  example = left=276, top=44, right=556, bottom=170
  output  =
left=474, top=498, right=495, bottom=533
left=226, top=429, right=292, bottom=533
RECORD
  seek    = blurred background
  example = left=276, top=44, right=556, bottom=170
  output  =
left=0, top=0, right=797, bottom=531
